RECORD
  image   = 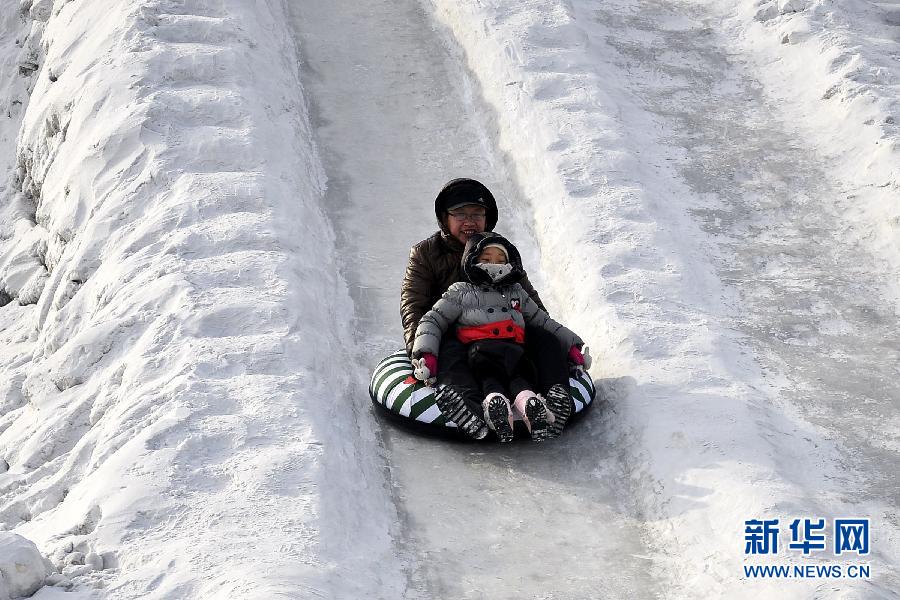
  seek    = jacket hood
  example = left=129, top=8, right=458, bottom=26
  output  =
left=461, top=232, right=524, bottom=286
left=434, top=178, right=498, bottom=234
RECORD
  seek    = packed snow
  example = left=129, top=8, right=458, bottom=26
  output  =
left=0, top=0, right=898, bottom=598
left=0, top=533, right=53, bottom=600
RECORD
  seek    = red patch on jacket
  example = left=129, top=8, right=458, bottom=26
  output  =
left=457, top=319, right=526, bottom=344
left=510, top=298, right=521, bottom=312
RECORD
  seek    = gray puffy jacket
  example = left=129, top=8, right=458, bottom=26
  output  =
left=411, top=281, right=582, bottom=357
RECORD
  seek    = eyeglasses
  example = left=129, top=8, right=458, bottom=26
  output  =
left=447, top=211, right=487, bottom=223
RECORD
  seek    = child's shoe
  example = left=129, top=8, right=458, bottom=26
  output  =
left=513, top=390, right=554, bottom=442
left=435, top=384, right=489, bottom=440
left=482, top=393, right=515, bottom=443
left=541, top=383, right=572, bottom=439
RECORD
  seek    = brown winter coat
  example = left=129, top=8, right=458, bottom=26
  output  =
left=401, top=230, right=545, bottom=355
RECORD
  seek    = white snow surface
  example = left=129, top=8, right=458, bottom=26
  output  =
left=0, top=0, right=898, bottom=598
left=721, top=0, right=900, bottom=285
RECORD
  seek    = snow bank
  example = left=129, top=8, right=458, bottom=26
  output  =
left=716, top=0, right=900, bottom=295
left=0, top=532, right=52, bottom=600
left=1, top=0, right=399, bottom=597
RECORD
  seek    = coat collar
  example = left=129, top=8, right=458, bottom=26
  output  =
left=439, top=231, right=465, bottom=254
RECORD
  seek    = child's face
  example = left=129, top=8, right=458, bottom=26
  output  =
left=478, top=247, right=507, bottom=265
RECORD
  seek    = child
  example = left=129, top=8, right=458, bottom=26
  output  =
left=411, top=232, right=588, bottom=442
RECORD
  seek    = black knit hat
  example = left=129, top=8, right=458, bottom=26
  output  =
left=434, top=178, right=498, bottom=232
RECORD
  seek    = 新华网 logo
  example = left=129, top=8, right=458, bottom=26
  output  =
left=742, top=517, right=871, bottom=580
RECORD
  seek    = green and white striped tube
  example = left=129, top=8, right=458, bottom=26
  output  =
left=369, top=349, right=596, bottom=430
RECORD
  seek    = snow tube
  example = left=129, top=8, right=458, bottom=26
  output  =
left=369, top=349, right=596, bottom=438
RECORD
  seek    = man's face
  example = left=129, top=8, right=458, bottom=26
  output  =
left=445, top=204, right=487, bottom=244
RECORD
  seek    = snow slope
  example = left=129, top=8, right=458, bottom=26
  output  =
left=0, top=0, right=898, bottom=598
left=1, top=0, right=401, bottom=597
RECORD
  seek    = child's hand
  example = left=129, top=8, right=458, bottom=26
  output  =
left=412, top=353, right=438, bottom=385
left=568, top=345, right=592, bottom=371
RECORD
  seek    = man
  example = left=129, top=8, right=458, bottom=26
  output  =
left=400, top=178, right=580, bottom=439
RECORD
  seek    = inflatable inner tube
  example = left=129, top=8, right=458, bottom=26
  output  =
left=369, top=350, right=596, bottom=439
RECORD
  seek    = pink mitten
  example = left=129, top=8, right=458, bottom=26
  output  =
left=412, top=353, right=438, bottom=383
left=423, top=353, right=437, bottom=376
left=568, top=345, right=585, bottom=366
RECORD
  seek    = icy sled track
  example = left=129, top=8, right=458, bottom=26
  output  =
left=288, top=0, right=659, bottom=597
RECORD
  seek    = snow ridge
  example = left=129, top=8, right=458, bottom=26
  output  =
left=1, top=0, right=399, bottom=597
left=0, top=1, right=47, bottom=306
